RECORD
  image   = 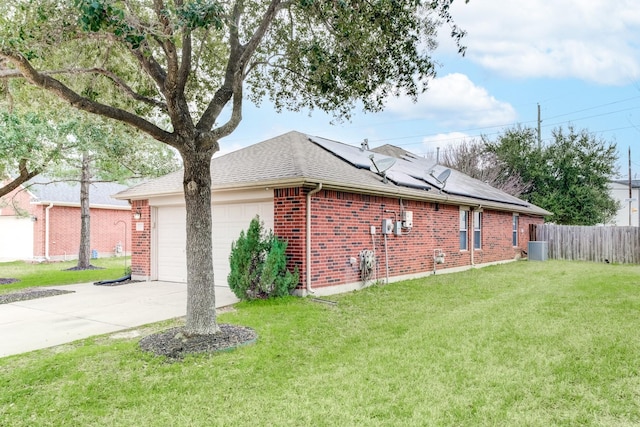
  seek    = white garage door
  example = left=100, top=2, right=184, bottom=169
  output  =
left=156, top=200, right=274, bottom=286
left=156, top=206, right=187, bottom=283
left=212, top=202, right=274, bottom=287
left=0, top=217, right=34, bottom=261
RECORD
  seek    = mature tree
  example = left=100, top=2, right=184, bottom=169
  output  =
left=486, top=125, right=619, bottom=225
left=0, top=0, right=467, bottom=335
left=538, top=126, right=619, bottom=225
left=440, top=138, right=529, bottom=197
left=51, top=115, right=180, bottom=269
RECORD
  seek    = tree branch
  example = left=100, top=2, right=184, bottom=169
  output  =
left=197, top=0, right=284, bottom=133
left=0, top=158, right=41, bottom=198
left=0, top=51, right=176, bottom=146
left=195, top=0, right=244, bottom=132
left=1, top=66, right=168, bottom=111
left=177, top=30, right=192, bottom=95
left=129, top=42, right=168, bottom=94
left=89, top=68, right=168, bottom=111
left=238, top=0, right=284, bottom=69
left=210, top=78, right=243, bottom=140
left=153, top=0, right=179, bottom=84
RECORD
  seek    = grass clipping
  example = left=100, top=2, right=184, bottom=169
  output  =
left=139, top=324, right=257, bottom=359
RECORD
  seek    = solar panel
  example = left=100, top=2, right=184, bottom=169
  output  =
left=309, top=136, right=530, bottom=207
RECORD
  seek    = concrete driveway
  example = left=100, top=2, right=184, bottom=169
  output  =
left=0, top=281, right=239, bottom=358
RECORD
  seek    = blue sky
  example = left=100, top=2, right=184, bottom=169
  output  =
left=219, top=0, right=640, bottom=179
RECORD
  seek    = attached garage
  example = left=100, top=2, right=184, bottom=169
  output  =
left=152, top=190, right=274, bottom=286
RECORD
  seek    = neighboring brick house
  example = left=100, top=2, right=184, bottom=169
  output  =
left=0, top=178, right=131, bottom=262
left=115, top=131, right=550, bottom=296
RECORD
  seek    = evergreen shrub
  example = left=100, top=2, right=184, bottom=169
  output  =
left=228, top=216, right=299, bottom=300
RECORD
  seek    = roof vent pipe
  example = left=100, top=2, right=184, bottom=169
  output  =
left=361, top=139, right=369, bottom=151
left=306, top=183, right=323, bottom=294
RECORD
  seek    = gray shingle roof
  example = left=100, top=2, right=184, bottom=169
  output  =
left=26, top=177, right=130, bottom=208
left=115, top=131, right=550, bottom=216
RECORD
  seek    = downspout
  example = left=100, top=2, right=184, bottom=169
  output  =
left=470, top=208, right=475, bottom=266
left=306, top=183, right=323, bottom=295
left=45, top=203, right=54, bottom=260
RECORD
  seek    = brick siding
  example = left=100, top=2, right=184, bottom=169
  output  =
left=31, top=206, right=131, bottom=259
left=131, top=186, right=544, bottom=289
left=1, top=183, right=131, bottom=260
left=274, top=187, right=544, bottom=291
left=131, top=199, right=151, bottom=277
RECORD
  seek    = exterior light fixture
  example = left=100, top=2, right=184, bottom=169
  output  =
left=133, top=208, right=142, bottom=220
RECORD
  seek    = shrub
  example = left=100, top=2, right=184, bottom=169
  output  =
left=228, top=216, right=299, bottom=300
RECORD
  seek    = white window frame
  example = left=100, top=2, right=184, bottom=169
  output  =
left=460, top=209, right=469, bottom=251
left=512, top=214, right=519, bottom=247
left=474, top=211, right=482, bottom=250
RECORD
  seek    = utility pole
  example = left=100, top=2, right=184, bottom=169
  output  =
left=629, top=146, right=633, bottom=226
left=537, top=103, right=542, bottom=150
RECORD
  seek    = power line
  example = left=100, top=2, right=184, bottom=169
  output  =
left=363, top=97, right=640, bottom=149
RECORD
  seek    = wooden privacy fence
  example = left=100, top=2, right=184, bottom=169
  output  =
left=531, top=224, right=640, bottom=264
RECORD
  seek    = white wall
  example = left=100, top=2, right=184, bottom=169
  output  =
left=609, top=182, right=640, bottom=226
left=0, top=216, right=34, bottom=261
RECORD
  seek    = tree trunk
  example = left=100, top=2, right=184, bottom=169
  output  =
left=77, top=152, right=92, bottom=268
left=182, top=148, right=219, bottom=335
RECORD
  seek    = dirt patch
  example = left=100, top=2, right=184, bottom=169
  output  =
left=0, top=278, right=19, bottom=285
left=139, top=324, right=257, bottom=360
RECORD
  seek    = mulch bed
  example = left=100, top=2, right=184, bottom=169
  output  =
left=139, top=324, right=258, bottom=359
left=65, top=265, right=104, bottom=271
left=0, top=288, right=75, bottom=305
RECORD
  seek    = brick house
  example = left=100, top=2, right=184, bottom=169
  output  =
left=115, top=131, right=550, bottom=296
left=0, top=178, right=131, bottom=262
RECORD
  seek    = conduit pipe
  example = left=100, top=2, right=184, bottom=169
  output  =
left=306, top=183, right=323, bottom=294
left=45, top=202, right=54, bottom=260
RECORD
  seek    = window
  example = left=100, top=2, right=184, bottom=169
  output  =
left=460, top=210, right=468, bottom=250
left=512, top=214, right=519, bottom=247
left=474, top=211, right=482, bottom=249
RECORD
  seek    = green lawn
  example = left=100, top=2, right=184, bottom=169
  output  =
left=0, top=257, right=131, bottom=293
left=2, top=260, right=640, bottom=426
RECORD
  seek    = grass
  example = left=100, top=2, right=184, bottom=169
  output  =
left=2, top=260, right=640, bottom=426
left=0, top=257, right=131, bottom=293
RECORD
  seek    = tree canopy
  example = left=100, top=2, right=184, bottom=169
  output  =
left=485, top=125, right=619, bottom=225
left=0, top=111, right=65, bottom=197
left=0, top=0, right=468, bottom=335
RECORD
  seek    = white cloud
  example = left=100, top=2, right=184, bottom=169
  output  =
left=443, top=0, right=640, bottom=85
left=421, top=132, right=473, bottom=157
left=385, top=73, right=517, bottom=127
